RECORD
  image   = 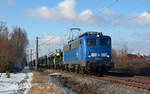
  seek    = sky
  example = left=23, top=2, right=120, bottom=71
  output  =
left=0, top=0, right=150, bottom=56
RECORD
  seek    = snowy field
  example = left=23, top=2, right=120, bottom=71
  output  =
left=0, top=67, right=33, bottom=94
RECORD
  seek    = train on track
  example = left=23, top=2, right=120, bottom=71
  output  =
left=30, top=29, right=114, bottom=76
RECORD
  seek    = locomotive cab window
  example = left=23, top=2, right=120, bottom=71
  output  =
left=100, top=38, right=110, bottom=46
left=87, top=38, right=97, bottom=46
left=80, top=40, right=82, bottom=46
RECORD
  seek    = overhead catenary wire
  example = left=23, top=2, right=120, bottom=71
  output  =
left=115, top=0, right=150, bottom=25
left=95, top=0, right=150, bottom=27
left=27, top=0, right=120, bottom=61
left=28, top=0, right=150, bottom=60
left=86, top=0, right=120, bottom=29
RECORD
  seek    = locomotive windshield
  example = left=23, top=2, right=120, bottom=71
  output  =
left=100, top=38, right=110, bottom=46
left=87, top=38, right=97, bottom=46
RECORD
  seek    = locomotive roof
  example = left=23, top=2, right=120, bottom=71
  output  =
left=79, top=31, right=103, bottom=38
left=68, top=31, right=103, bottom=44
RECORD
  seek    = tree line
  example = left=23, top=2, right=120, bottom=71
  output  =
left=0, top=21, right=28, bottom=72
left=112, top=45, right=150, bottom=62
left=112, top=46, right=150, bottom=75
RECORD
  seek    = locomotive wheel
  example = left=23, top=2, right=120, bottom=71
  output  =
left=64, top=65, right=66, bottom=70
left=62, top=65, right=65, bottom=70
left=75, top=65, right=79, bottom=73
left=67, top=65, right=69, bottom=71
left=69, top=67, right=72, bottom=72
left=80, top=67, right=86, bottom=74
left=65, top=64, right=69, bottom=71
left=71, top=65, right=75, bottom=72
left=96, top=67, right=104, bottom=77
left=77, top=65, right=80, bottom=73
left=97, top=72, right=104, bottom=77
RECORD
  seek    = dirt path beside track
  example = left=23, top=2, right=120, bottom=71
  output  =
left=27, top=70, right=62, bottom=94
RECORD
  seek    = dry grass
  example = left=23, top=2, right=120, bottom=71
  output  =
left=115, top=60, right=150, bottom=75
left=59, top=77, right=97, bottom=94
left=28, top=84, right=62, bottom=94
left=27, top=70, right=62, bottom=94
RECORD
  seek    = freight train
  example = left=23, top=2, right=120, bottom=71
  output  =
left=30, top=31, right=114, bottom=76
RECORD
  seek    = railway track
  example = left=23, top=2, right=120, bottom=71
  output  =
left=134, top=76, right=150, bottom=80
left=53, top=69, right=150, bottom=91
left=36, top=68, right=150, bottom=91
left=104, top=75, right=150, bottom=85
left=102, top=75, right=150, bottom=90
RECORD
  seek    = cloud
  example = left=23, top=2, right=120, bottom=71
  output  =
left=28, top=0, right=76, bottom=20
left=57, top=0, right=77, bottom=20
left=27, top=0, right=101, bottom=25
left=79, top=9, right=100, bottom=25
left=100, top=9, right=150, bottom=27
left=7, top=0, right=16, bottom=6
left=0, top=0, right=16, bottom=6
left=132, top=11, right=150, bottom=27
left=41, top=35, right=61, bottom=45
left=38, top=35, right=62, bottom=56
left=100, top=8, right=115, bottom=16
left=28, top=35, right=62, bottom=57
left=99, top=8, right=131, bottom=26
left=27, top=0, right=150, bottom=27
left=112, top=32, right=150, bottom=54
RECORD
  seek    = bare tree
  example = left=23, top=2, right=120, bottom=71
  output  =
left=120, top=45, right=128, bottom=56
left=148, top=52, right=150, bottom=57
left=112, top=48, right=118, bottom=61
left=0, top=22, right=29, bottom=72
left=0, top=22, right=11, bottom=72
left=0, top=21, right=7, bottom=33
left=10, top=27, right=28, bottom=66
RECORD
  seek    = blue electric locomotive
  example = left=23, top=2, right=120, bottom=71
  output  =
left=63, top=31, right=114, bottom=76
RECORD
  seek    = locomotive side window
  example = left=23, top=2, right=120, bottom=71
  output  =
left=64, top=45, right=68, bottom=52
left=80, top=40, right=81, bottom=45
left=64, top=41, right=79, bottom=52
left=71, top=41, right=79, bottom=50
left=100, top=38, right=110, bottom=46
left=69, top=44, right=71, bottom=50
left=87, top=38, right=97, bottom=46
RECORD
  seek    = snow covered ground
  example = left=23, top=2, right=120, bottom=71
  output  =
left=0, top=67, right=33, bottom=94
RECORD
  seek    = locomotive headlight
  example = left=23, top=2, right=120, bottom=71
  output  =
left=88, top=52, right=99, bottom=57
left=88, top=52, right=91, bottom=57
left=106, top=55, right=110, bottom=58
left=88, top=55, right=91, bottom=58
left=101, top=53, right=107, bottom=57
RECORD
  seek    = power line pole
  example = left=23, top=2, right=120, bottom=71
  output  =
left=27, top=54, right=29, bottom=66
left=30, top=49, right=32, bottom=67
left=35, top=37, right=38, bottom=70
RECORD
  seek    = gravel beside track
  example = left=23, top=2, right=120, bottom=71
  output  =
left=48, top=69, right=150, bottom=94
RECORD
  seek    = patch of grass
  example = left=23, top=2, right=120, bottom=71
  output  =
left=6, top=71, right=10, bottom=78
left=59, top=77, right=98, bottom=94
left=20, top=79, right=27, bottom=84
left=115, top=60, right=150, bottom=75
left=27, top=70, right=62, bottom=94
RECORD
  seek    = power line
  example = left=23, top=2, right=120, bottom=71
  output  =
left=88, top=0, right=120, bottom=29
left=105, top=0, right=119, bottom=9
